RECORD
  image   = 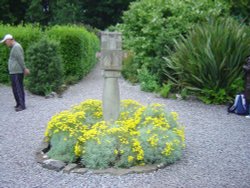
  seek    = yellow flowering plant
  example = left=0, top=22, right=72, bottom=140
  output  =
left=45, top=99, right=185, bottom=169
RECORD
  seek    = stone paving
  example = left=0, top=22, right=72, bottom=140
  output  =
left=0, top=63, right=250, bottom=188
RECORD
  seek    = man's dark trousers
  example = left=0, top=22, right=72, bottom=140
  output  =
left=10, top=74, right=25, bottom=109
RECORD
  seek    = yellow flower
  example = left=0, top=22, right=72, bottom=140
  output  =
left=171, top=112, right=179, bottom=121
left=74, top=142, right=81, bottom=157
left=147, top=134, right=159, bottom=147
left=44, top=99, right=185, bottom=168
left=173, top=127, right=185, bottom=147
left=162, top=142, right=174, bottom=156
left=132, top=139, right=144, bottom=161
left=114, top=149, right=119, bottom=155
left=53, top=129, right=59, bottom=134
left=128, top=156, right=134, bottom=163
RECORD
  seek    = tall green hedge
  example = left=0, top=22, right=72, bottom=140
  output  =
left=0, top=24, right=42, bottom=83
left=0, top=24, right=100, bottom=95
left=46, top=25, right=99, bottom=84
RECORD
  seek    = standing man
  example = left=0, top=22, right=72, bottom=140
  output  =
left=0, top=34, right=27, bottom=112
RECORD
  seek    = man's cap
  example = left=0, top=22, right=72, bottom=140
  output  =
left=0, top=34, right=13, bottom=43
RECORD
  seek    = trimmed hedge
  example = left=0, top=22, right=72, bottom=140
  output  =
left=46, top=25, right=100, bottom=84
left=0, top=24, right=100, bottom=95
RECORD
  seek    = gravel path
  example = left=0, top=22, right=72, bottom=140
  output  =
left=0, top=63, right=250, bottom=188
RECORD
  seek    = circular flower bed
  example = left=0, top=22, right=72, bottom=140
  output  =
left=45, top=99, right=185, bottom=169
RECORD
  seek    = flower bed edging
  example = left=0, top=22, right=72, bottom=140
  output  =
left=35, top=141, right=167, bottom=175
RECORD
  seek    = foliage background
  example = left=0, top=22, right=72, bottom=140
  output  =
left=117, top=0, right=230, bottom=86
left=0, top=0, right=134, bottom=29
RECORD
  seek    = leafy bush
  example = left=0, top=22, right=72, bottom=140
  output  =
left=117, top=0, right=230, bottom=85
left=0, top=24, right=42, bottom=83
left=163, top=17, right=250, bottom=104
left=46, top=25, right=99, bottom=84
left=45, top=99, right=185, bottom=169
left=159, top=83, right=172, bottom=98
left=26, top=38, right=63, bottom=95
left=121, top=51, right=139, bottom=83
left=138, top=66, right=159, bottom=92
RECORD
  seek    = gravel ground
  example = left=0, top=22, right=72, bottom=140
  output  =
left=0, top=63, right=250, bottom=188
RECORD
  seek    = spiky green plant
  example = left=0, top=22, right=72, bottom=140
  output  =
left=163, top=17, right=250, bottom=104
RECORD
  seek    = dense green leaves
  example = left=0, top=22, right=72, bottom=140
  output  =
left=26, top=37, right=63, bottom=95
left=81, top=0, right=133, bottom=29
left=225, top=0, right=250, bottom=23
left=163, top=18, right=250, bottom=104
left=0, top=0, right=134, bottom=29
left=0, top=0, right=29, bottom=25
left=118, top=0, right=230, bottom=85
left=46, top=25, right=99, bottom=84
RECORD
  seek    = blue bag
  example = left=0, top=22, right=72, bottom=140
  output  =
left=228, top=94, right=249, bottom=115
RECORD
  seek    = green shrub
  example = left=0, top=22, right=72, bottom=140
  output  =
left=117, top=0, right=230, bottom=85
left=0, top=24, right=42, bottom=83
left=160, top=83, right=172, bottom=98
left=138, top=66, right=160, bottom=92
left=163, top=17, right=250, bottom=104
left=45, top=99, right=185, bottom=169
left=121, top=51, right=139, bottom=83
left=46, top=25, right=99, bottom=84
left=26, top=38, right=63, bottom=95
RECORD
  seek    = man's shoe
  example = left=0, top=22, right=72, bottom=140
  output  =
left=15, top=107, right=25, bottom=112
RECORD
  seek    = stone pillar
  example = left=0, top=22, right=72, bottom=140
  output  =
left=101, top=32, right=123, bottom=121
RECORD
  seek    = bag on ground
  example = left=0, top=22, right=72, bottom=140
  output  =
left=228, top=94, right=249, bottom=115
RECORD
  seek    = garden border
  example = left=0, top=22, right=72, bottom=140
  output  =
left=35, top=139, right=167, bottom=176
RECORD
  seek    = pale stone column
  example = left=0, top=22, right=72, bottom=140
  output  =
left=101, top=32, right=122, bottom=121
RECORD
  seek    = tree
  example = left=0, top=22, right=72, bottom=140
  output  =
left=0, top=0, right=134, bottom=29
left=49, top=0, right=84, bottom=25
left=81, top=0, right=134, bottom=29
left=0, top=0, right=29, bottom=25
left=225, top=0, right=250, bottom=23
left=25, top=0, right=50, bottom=26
